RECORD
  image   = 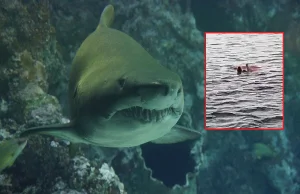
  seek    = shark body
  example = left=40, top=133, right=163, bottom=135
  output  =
left=0, top=4, right=200, bottom=172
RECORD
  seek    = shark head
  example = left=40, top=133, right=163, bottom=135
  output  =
left=81, top=62, right=184, bottom=146
left=73, top=47, right=185, bottom=146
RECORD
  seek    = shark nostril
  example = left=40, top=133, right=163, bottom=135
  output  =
left=137, top=83, right=170, bottom=97
left=163, top=85, right=169, bottom=96
left=118, top=78, right=126, bottom=89
left=162, top=84, right=181, bottom=96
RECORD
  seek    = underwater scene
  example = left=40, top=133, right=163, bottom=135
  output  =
left=0, top=0, right=298, bottom=194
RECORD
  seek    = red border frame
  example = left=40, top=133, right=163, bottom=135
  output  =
left=204, top=32, right=284, bottom=130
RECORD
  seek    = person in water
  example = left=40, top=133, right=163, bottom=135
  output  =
left=237, top=66, right=242, bottom=74
left=237, top=65, right=248, bottom=74
left=236, top=63, right=260, bottom=74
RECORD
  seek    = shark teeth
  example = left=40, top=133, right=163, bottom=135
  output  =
left=120, top=106, right=177, bottom=122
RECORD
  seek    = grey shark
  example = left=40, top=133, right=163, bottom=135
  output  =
left=0, top=4, right=200, bottom=171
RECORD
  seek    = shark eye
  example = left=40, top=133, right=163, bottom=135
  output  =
left=118, top=78, right=126, bottom=89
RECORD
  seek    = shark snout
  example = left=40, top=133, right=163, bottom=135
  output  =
left=136, top=81, right=183, bottom=109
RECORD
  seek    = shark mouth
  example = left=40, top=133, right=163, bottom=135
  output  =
left=119, top=106, right=180, bottom=122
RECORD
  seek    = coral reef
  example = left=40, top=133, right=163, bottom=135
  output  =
left=112, top=147, right=197, bottom=194
left=65, top=156, right=126, bottom=194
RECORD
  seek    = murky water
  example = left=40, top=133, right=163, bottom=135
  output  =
left=205, top=33, right=283, bottom=129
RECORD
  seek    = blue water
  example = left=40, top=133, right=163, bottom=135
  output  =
left=205, top=33, right=283, bottom=129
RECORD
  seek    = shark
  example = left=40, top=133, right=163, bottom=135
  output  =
left=0, top=4, right=201, bottom=172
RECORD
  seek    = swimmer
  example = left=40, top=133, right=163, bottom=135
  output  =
left=237, top=66, right=242, bottom=74
left=237, top=66, right=248, bottom=74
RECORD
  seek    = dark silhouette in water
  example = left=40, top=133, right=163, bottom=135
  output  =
left=237, top=66, right=242, bottom=74
left=236, top=63, right=261, bottom=74
left=237, top=65, right=248, bottom=74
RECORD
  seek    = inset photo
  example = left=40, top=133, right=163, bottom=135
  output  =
left=204, top=32, right=284, bottom=130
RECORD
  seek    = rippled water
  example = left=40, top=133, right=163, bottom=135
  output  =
left=205, top=33, right=283, bottom=129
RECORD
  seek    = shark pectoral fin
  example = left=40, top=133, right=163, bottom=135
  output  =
left=151, top=125, right=201, bottom=144
left=20, top=123, right=84, bottom=143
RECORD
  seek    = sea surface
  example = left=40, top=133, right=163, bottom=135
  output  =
left=205, top=33, right=283, bottom=129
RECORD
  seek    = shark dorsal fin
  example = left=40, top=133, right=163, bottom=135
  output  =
left=97, top=4, right=114, bottom=30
